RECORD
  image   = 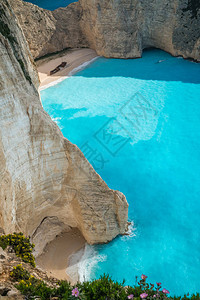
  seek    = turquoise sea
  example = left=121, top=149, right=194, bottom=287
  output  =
left=41, top=49, right=200, bottom=296
left=23, top=0, right=77, bottom=10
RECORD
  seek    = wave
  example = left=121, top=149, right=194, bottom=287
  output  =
left=121, top=221, right=137, bottom=240
left=66, top=244, right=107, bottom=282
left=68, top=57, right=99, bottom=76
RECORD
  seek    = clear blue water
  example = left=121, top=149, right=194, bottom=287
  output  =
left=23, top=0, right=77, bottom=10
left=41, top=49, right=200, bottom=296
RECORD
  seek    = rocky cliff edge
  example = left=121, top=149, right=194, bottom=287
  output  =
left=0, top=0, right=128, bottom=256
left=11, top=0, right=200, bottom=61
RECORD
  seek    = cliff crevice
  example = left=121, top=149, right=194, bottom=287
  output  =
left=11, top=0, right=200, bottom=61
left=0, top=0, right=128, bottom=256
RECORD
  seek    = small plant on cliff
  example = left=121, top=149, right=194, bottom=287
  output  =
left=16, top=277, right=74, bottom=300
left=13, top=272, right=200, bottom=300
left=10, top=264, right=30, bottom=281
left=81, top=274, right=127, bottom=299
left=0, top=232, right=35, bottom=267
left=17, top=278, right=55, bottom=300
left=6, top=248, right=200, bottom=300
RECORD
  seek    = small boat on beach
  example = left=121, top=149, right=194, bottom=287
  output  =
left=50, top=61, right=67, bottom=75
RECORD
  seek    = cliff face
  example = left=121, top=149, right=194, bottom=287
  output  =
left=11, top=0, right=89, bottom=59
left=79, top=0, right=200, bottom=60
left=12, top=0, right=200, bottom=61
left=0, top=0, right=128, bottom=255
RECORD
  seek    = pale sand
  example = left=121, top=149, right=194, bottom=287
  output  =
left=36, top=49, right=97, bottom=282
left=37, top=48, right=98, bottom=89
left=36, top=228, right=86, bottom=282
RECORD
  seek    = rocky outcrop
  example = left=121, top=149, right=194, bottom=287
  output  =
left=0, top=247, right=57, bottom=299
left=0, top=0, right=128, bottom=254
left=11, top=0, right=200, bottom=61
left=79, top=0, right=200, bottom=61
left=11, top=0, right=89, bottom=59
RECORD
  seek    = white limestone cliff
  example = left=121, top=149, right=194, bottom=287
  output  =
left=0, top=0, right=128, bottom=256
left=12, top=0, right=200, bottom=61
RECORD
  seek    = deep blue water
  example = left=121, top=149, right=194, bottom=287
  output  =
left=23, top=0, right=77, bottom=10
left=41, top=49, right=200, bottom=296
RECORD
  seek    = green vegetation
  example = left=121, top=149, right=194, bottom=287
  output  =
left=80, top=275, right=127, bottom=299
left=8, top=266, right=200, bottom=300
left=0, top=233, right=199, bottom=299
left=0, top=232, right=35, bottom=267
left=17, top=278, right=56, bottom=300
left=10, top=264, right=31, bottom=281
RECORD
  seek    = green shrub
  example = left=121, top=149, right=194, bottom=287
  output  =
left=17, top=278, right=55, bottom=300
left=16, top=278, right=81, bottom=300
left=10, top=264, right=30, bottom=281
left=0, top=232, right=35, bottom=267
left=82, top=274, right=127, bottom=300
left=4, top=232, right=200, bottom=300
left=13, top=272, right=200, bottom=300
left=55, top=280, right=73, bottom=299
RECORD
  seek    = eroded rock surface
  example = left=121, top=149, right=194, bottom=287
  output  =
left=11, top=0, right=89, bottom=59
left=0, top=247, right=58, bottom=299
left=11, top=0, right=200, bottom=61
left=0, top=0, right=128, bottom=254
left=79, top=0, right=200, bottom=60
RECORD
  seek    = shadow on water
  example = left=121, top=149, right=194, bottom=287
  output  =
left=73, top=49, right=200, bottom=85
left=41, top=48, right=200, bottom=295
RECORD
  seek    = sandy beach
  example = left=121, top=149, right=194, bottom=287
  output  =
left=36, top=49, right=98, bottom=282
left=36, top=228, right=86, bottom=282
left=37, top=48, right=98, bottom=89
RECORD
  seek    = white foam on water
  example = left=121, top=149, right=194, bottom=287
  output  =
left=39, top=76, right=68, bottom=91
left=68, top=57, right=99, bottom=77
left=52, top=116, right=62, bottom=123
left=66, top=244, right=107, bottom=282
left=39, top=56, right=99, bottom=91
left=121, top=221, right=137, bottom=241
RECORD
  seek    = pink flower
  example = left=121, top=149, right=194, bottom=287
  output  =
left=128, top=295, right=134, bottom=299
left=156, top=282, right=161, bottom=286
left=141, top=274, right=148, bottom=280
left=140, top=293, right=148, bottom=299
left=162, top=289, right=170, bottom=294
left=72, top=287, right=79, bottom=297
left=153, top=295, right=156, bottom=298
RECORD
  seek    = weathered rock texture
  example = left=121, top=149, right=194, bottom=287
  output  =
left=0, top=247, right=58, bottom=299
left=11, top=0, right=200, bottom=61
left=11, top=0, right=89, bottom=59
left=0, top=0, right=128, bottom=254
left=78, top=0, right=200, bottom=60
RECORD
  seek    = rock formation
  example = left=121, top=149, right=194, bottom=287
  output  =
left=0, top=0, right=128, bottom=255
left=11, top=0, right=89, bottom=59
left=79, top=0, right=200, bottom=61
left=0, top=247, right=57, bottom=299
left=12, top=0, right=200, bottom=61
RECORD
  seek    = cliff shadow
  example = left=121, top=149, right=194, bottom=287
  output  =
left=73, top=49, right=200, bottom=85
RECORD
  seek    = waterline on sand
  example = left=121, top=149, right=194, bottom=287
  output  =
left=41, top=49, right=200, bottom=295
left=39, top=56, right=99, bottom=91
left=66, top=244, right=107, bottom=283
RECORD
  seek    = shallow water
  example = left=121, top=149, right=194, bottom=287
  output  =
left=41, top=49, right=200, bottom=296
left=23, top=0, right=78, bottom=10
